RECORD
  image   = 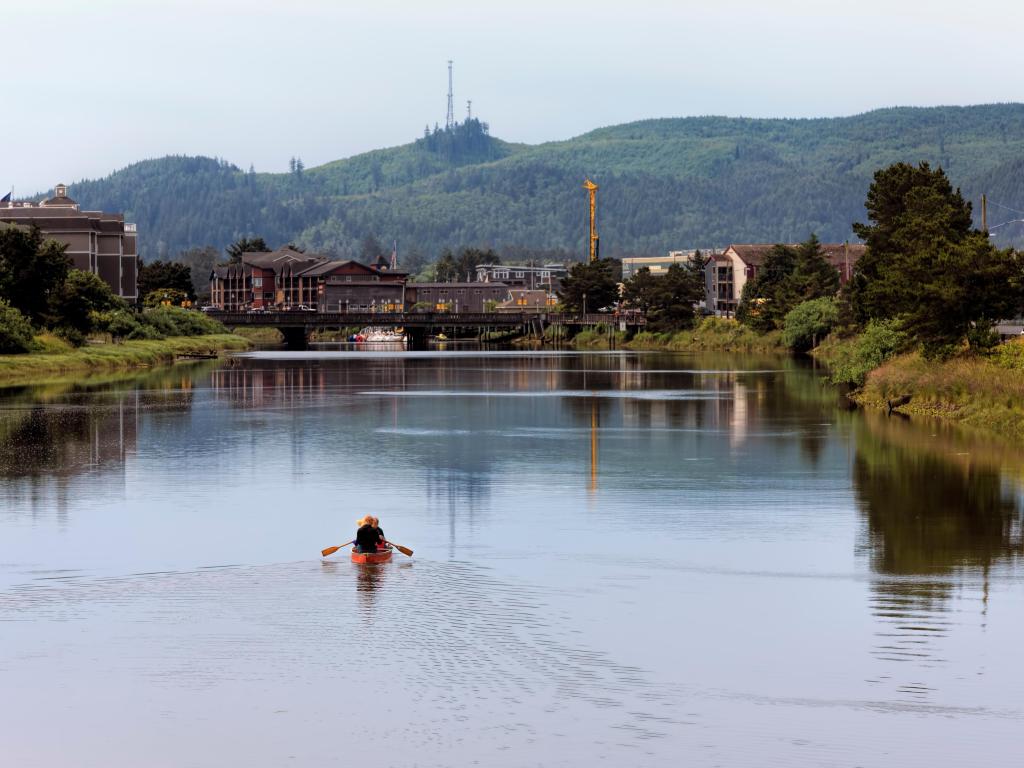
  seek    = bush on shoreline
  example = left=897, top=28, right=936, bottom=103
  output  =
left=0, top=300, right=37, bottom=354
left=89, top=306, right=225, bottom=345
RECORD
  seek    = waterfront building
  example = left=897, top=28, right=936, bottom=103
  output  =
left=0, top=183, right=138, bottom=300
left=710, top=243, right=865, bottom=315
left=494, top=289, right=557, bottom=313
left=621, top=251, right=706, bottom=280
left=210, top=249, right=407, bottom=311
left=298, top=259, right=407, bottom=312
left=405, top=282, right=510, bottom=313
left=475, top=263, right=568, bottom=291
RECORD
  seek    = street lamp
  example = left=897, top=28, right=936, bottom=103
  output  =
left=989, top=218, right=1024, bottom=237
left=582, top=292, right=587, bottom=317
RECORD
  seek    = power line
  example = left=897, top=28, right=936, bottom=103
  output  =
left=987, top=199, right=1024, bottom=217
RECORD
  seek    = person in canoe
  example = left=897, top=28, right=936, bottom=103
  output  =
left=354, top=515, right=387, bottom=553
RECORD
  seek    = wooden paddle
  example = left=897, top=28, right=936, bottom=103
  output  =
left=321, top=541, right=354, bottom=557
left=388, top=542, right=414, bottom=557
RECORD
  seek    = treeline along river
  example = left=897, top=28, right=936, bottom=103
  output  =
left=1, top=349, right=1022, bottom=767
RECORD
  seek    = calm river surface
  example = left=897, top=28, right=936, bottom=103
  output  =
left=1, top=349, right=1022, bottom=767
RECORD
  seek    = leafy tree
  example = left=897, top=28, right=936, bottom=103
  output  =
left=828, top=319, right=908, bottom=386
left=736, top=244, right=798, bottom=331
left=434, top=250, right=458, bottom=282
left=622, top=260, right=706, bottom=330
left=226, top=237, right=270, bottom=264
left=48, top=269, right=123, bottom=339
left=0, top=300, right=36, bottom=354
left=137, top=260, right=195, bottom=301
left=454, top=247, right=498, bottom=281
left=654, top=260, right=707, bottom=329
left=851, top=161, right=1024, bottom=357
left=558, top=259, right=620, bottom=313
left=621, top=267, right=660, bottom=313
left=0, top=224, right=71, bottom=323
left=782, top=297, right=839, bottom=352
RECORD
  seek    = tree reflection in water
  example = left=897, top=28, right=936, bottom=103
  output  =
left=852, top=416, right=1024, bottom=700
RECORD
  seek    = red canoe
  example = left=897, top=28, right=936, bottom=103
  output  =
left=351, top=548, right=393, bottom=564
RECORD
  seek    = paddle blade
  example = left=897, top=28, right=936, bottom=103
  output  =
left=392, top=544, right=414, bottom=557
left=321, top=542, right=354, bottom=558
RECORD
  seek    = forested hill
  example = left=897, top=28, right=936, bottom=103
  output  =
left=58, top=106, right=1024, bottom=262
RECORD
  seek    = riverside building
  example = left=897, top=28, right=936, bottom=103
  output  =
left=0, top=184, right=138, bottom=300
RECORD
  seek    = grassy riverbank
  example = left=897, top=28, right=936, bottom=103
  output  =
left=0, top=334, right=250, bottom=387
left=621, top=318, right=785, bottom=353
left=848, top=340, right=1024, bottom=438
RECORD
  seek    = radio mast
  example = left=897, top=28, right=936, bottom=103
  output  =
left=446, top=60, right=455, bottom=130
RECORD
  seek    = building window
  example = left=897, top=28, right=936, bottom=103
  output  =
left=253, top=277, right=263, bottom=287
left=515, top=271, right=524, bottom=278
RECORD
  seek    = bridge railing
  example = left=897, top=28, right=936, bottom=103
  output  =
left=206, top=310, right=646, bottom=326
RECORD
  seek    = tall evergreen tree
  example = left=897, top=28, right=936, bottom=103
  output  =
left=851, top=161, right=1023, bottom=356
left=558, top=259, right=620, bottom=313
left=226, top=237, right=270, bottom=263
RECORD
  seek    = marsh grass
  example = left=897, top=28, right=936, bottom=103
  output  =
left=855, top=338, right=1024, bottom=438
left=0, top=334, right=249, bottom=387
left=623, top=318, right=785, bottom=353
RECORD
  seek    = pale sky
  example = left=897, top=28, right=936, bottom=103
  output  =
left=6, top=0, right=1024, bottom=194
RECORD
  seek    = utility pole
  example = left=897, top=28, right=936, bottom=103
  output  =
left=982, top=194, right=988, bottom=232
left=467, top=100, right=472, bottom=121
left=446, top=60, right=455, bottom=130
left=583, top=178, right=599, bottom=262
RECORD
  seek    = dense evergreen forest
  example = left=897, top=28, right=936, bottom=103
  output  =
left=54, top=105, right=1024, bottom=262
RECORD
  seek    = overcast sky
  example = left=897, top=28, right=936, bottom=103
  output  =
left=6, top=0, right=1024, bottom=194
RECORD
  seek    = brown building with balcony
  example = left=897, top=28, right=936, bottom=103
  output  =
left=0, top=183, right=138, bottom=299
left=209, top=248, right=408, bottom=311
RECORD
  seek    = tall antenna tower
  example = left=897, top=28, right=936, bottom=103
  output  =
left=445, top=60, right=455, bottom=130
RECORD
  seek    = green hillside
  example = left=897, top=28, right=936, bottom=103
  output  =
left=59, top=106, right=1024, bottom=262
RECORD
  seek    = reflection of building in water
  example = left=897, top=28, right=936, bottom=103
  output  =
left=0, top=393, right=141, bottom=519
left=853, top=421, right=1024, bottom=700
left=210, top=360, right=410, bottom=408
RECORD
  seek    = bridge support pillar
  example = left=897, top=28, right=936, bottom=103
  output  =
left=280, top=327, right=310, bottom=350
left=406, top=327, right=429, bottom=350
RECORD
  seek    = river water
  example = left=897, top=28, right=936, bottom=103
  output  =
left=1, top=349, right=1022, bottom=767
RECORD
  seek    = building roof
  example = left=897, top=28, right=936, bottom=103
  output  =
left=725, top=243, right=866, bottom=267
left=242, top=247, right=325, bottom=270
left=297, top=259, right=378, bottom=278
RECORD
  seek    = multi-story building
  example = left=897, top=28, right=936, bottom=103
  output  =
left=0, top=183, right=138, bottom=300
left=475, top=263, right=568, bottom=291
left=209, top=247, right=408, bottom=311
left=709, top=243, right=865, bottom=315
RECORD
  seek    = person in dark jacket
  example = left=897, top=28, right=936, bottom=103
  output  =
left=354, top=516, right=386, bottom=553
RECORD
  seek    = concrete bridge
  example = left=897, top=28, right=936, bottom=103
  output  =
left=208, top=310, right=645, bottom=348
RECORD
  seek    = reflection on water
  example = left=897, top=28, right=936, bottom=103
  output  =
left=2, top=350, right=1024, bottom=765
left=853, top=412, right=1024, bottom=702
